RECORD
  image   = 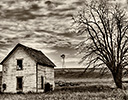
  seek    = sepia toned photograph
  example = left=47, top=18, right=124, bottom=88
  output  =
left=0, top=0, right=128, bottom=100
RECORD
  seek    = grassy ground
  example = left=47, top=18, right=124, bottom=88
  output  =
left=0, top=86, right=127, bottom=100
left=55, top=69, right=115, bottom=88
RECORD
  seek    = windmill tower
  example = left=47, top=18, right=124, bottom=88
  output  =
left=61, top=54, right=65, bottom=71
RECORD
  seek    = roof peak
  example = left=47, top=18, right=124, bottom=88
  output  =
left=1, top=43, right=56, bottom=67
left=17, top=43, right=42, bottom=52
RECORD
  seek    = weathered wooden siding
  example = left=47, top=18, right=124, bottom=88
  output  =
left=2, top=47, right=36, bottom=93
left=38, top=64, right=54, bottom=92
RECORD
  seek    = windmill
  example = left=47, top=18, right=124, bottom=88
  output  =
left=61, top=54, right=65, bottom=71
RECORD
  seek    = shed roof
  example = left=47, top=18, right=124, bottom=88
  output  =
left=1, top=43, right=56, bottom=67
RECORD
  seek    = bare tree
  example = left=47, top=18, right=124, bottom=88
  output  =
left=73, top=0, right=128, bottom=89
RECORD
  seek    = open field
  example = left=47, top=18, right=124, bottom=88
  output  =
left=0, top=68, right=128, bottom=100
left=55, top=68, right=128, bottom=88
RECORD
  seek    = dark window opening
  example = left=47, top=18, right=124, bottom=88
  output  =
left=45, top=83, right=50, bottom=92
left=17, top=77, right=23, bottom=90
left=2, top=84, right=6, bottom=91
left=41, top=76, right=44, bottom=89
left=17, top=59, right=23, bottom=70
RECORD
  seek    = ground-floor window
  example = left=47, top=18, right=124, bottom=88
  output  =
left=17, top=77, right=23, bottom=90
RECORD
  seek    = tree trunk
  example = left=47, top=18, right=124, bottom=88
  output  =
left=112, top=68, right=122, bottom=89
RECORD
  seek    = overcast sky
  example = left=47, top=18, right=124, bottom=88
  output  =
left=0, top=0, right=127, bottom=68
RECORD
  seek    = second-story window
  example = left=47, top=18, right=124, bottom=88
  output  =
left=17, top=59, right=23, bottom=70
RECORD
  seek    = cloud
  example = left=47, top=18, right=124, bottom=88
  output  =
left=0, top=0, right=88, bottom=68
left=66, top=57, right=80, bottom=63
left=41, top=49, right=57, bottom=54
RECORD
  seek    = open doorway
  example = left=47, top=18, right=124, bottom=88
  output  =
left=17, top=77, right=23, bottom=92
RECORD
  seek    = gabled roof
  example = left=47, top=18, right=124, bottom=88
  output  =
left=1, top=43, right=56, bottom=67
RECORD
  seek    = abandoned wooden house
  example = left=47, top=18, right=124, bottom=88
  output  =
left=0, top=43, right=55, bottom=93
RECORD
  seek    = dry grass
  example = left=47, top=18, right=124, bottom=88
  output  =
left=0, top=86, right=127, bottom=100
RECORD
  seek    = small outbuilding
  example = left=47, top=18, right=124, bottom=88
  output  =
left=1, top=43, right=55, bottom=93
